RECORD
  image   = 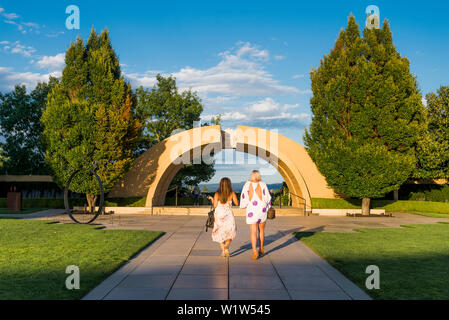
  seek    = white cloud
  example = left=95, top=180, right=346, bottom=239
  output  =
left=45, top=31, right=65, bottom=38
left=274, top=55, right=285, bottom=60
left=202, top=97, right=309, bottom=127
left=23, top=22, right=39, bottom=28
left=0, top=41, right=39, bottom=59
left=4, top=20, right=16, bottom=25
left=292, top=74, right=305, bottom=79
left=2, top=12, right=19, bottom=19
left=36, top=53, right=65, bottom=70
left=220, top=112, right=248, bottom=121
left=235, top=42, right=269, bottom=61
left=125, top=42, right=300, bottom=98
left=172, top=43, right=298, bottom=97
left=248, top=97, right=280, bottom=114
left=422, top=97, right=427, bottom=107
left=3, top=41, right=36, bottom=57
left=0, top=66, right=60, bottom=91
left=1, top=7, right=41, bottom=34
left=125, top=70, right=159, bottom=88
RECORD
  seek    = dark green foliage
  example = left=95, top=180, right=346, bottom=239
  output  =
left=41, top=28, right=141, bottom=205
left=135, top=74, right=203, bottom=149
left=0, top=197, right=85, bottom=208
left=416, top=86, right=449, bottom=180
left=304, top=15, right=426, bottom=201
left=404, top=184, right=449, bottom=202
left=0, top=78, right=58, bottom=174
left=135, top=74, right=215, bottom=187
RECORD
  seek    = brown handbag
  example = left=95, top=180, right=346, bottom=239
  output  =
left=267, top=207, right=276, bottom=220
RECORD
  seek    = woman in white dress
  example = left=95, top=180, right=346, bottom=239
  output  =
left=239, top=170, right=271, bottom=260
left=208, top=177, right=238, bottom=257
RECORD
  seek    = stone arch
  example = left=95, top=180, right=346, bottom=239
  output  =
left=108, top=125, right=336, bottom=209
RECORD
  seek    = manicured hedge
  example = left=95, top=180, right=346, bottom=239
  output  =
left=0, top=198, right=85, bottom=209
left=405, top=184, right=449, bottom=202
left=4, top=196, right=447, bottom=215
left=104, top=197, right=146, bottom=207
left=311, top=198, right=449, bottom=214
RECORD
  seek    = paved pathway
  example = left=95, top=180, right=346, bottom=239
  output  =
left=83, top=216, right=371, bottom=300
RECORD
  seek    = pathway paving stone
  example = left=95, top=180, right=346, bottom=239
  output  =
left=83, top=215, right=373, bottom=300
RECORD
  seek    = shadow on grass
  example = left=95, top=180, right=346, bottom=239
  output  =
left=293, top=223, right=449, bottom=300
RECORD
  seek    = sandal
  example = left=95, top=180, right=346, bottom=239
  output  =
left=251, top=251, right=258, bottom=260
left=259, top=249, right=264, bottom=256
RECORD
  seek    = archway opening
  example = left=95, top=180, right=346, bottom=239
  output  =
left=161, top=148, right=305, bottom=209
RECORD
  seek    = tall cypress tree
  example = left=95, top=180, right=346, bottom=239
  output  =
left=42, top=28, right=140, bottom=209
left=304, top=15, right=426, bottom=214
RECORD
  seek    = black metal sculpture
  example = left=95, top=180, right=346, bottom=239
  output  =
left=64, top=169, right=104, bottom=224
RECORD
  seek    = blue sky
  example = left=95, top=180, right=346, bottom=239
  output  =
left=1, top=1, right=448, bottom=183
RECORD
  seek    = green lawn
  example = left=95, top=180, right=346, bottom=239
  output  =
left=0, top=219, right=163, bottom=299
left=0, top=208, right=46, bottom=215
left=312, top=198, right=449, bottom=217
left=295, top=223, right=449, bottom=299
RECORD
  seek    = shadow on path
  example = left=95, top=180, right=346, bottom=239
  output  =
left=230, top=226, right=325, bottom=257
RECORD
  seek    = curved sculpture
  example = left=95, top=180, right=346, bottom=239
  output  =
left=108, top=125, right=336, bottom=209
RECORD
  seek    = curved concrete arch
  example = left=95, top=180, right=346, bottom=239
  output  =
left=108, top=125, right=336, bottom=209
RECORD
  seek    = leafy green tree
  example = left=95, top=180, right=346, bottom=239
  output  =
left=416, top=86, right=449, bottom=180
left=135, top=74, right=215, bottom=187
left=304, top=15, right=426, bottom=214
left=0, top=78, right=58, bottom=174
left=41, top=29, right=140, bottom=209
left=0, top=147, right=8, bottom=168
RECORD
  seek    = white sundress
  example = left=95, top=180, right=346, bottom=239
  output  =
left=240, top=181, right=271, bottom=225
left=212, top=200, right=236, bottom=243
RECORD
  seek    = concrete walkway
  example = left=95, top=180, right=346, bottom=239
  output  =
left=83, top=216, right=371, bottom=300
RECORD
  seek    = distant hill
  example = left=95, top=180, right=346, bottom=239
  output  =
left=200, top=182, right=283, bottom=193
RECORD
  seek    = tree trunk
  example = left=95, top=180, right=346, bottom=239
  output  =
left=361, top=197, right=371, bottom=216
left=86, top=194, right=98, bottom=213
left=393, top=190, right=399, bottom=201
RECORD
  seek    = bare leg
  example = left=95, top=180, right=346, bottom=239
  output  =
left=258, top=222, right=266, bottom=254
left=224, top=239, right=231, bottom=257
left=250, top=224, right=258, bottom=259
left=219, top=242, right=225, bottom=257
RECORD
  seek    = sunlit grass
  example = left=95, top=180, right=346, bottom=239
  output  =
left=0, top=219, right=163, bottom=299
left=296, top=223, right=449, bottom=299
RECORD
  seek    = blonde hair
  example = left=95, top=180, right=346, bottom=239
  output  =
left=250, top=170, right=261, bottom=182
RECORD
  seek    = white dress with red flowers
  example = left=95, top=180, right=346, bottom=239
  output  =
left=240, top=181, right=271, bottom=225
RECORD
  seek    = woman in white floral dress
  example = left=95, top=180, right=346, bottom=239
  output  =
left=208, top=177, right=238, bottom=257
left=240, top=170, right=271, bottom=260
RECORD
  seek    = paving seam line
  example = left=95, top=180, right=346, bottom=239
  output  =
left=266, top=250, right=293, bottom=300
left=163, top=228, right=203, bottom=300
left=102, top=220, right=198, bottom=299
left=82, top=229, right=175, bottom=300
left=278, top=229, right=356, bottom=300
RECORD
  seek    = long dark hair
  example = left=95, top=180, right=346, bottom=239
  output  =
left=217, top=177, right=233, bottom=203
